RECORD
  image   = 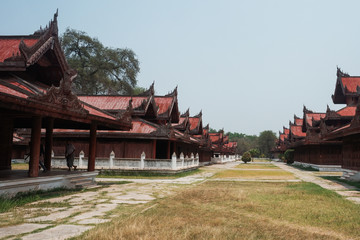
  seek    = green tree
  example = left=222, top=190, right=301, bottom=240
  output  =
left=61, top=28, right=140, bottom=95
left=241, top=151, right=251, bottom=163
left=249, top=148, right=260, bottom=158
left=258, top=130, right=277, bottom=157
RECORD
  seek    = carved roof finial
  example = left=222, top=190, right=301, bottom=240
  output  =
left=194, top=110, right=202, bottom=118
left=337, top=66, right=350, bottom=78
left=166, top=85, right=178, bottom=97
left=138, top=81, right=155, bottom=96
left=181, top=108, right=190, bottom=118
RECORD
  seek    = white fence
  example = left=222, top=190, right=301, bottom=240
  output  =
left=211, top=154, right=240, bottom=164
left=51, top=151, right=199, bottom=171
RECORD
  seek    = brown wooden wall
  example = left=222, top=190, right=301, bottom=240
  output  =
left=342, top=135, right=360, bottom=171
left=199, top=149, right=212, bottom=162
left=293, top=144, right=342, bottom=165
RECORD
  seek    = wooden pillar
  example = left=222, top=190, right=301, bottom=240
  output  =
left=44, top=118, right=54, bottom=171
left=29, top=116, right=42, bottom=177
left=167, top=141, right=171, bottom=159
left=0, top=117, right=13, bottom=170
left=152, top=139, right=157, bottom=159
left=88, top=122, right=97, bottom=171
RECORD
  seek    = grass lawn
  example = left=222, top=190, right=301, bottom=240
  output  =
left=213, top=169, right=297, bottom=180
left=252, top=158, right=272, bottom=162
left=78, top=181, right=360, bottom=240
left=97, top=169, right=201, bottom=179
left=235, top=163, right=280, bottom=169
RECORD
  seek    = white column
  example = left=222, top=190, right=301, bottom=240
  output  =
left=191, top=153, right=195, bottom=166
left=110, top=151, right=115, bottom=169
left=180, top=152, right=184, bottom=168
left=140, top=152, right=145, bottom=169
left=79, top=151, right=84, bottom=168
left=171, top=152, right=177, bottom=170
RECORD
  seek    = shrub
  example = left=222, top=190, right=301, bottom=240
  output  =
left=278, top=153, right=285, bottom=161
left=242, top=151, right=252, bottom=163
left=284, top=149, right=295, bottom=164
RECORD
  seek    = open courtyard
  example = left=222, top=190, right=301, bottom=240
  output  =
left=0, top=161, right=360, bottom=240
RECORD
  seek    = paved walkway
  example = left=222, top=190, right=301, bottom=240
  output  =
left=0, top=161, right=359, bottom=239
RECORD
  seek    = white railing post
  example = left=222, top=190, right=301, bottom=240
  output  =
left=180, top=152, right=184, bottom=168
left=51, top=150, right=54, bottom=158
left=191, top=153, right=194, bottom=166
left=140, top=152, right=145, bottom=169
left=196, top=153, right=199, bottom=166
left=79, top=151, right=84, bottom=168
left=110, top=151, right=115, bottom=168
left=171, top=152, right=177, bottom=170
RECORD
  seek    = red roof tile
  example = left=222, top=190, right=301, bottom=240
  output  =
left=336, top=106, right=356, bottom=117
left=0, top=38, right=38, bottom=62
left=295, top=118, right=303, bottom=126
left=284, top=128, right=289, bottom=135
left=291, top=125, right=306, bottom=137
left=305, top=113, right=325, bottom=126
left=341, top=77, right=360, bottom=93
left=0, top=84, right=28, bottom=98
left=154, top=97, right=173, bottom=115
left=78, top=96, right=147, bottom=110
left=189, top=117, right=200, bottom=131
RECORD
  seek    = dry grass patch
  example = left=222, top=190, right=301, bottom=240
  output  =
left=11, top=163, right=28, bottom=170
left=78, top=181, right=360, bottom=240
left=213, top=169, right=296, bottom=180
left=235, top=164, right=280, bottom=169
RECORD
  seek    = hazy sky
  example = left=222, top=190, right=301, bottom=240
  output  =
left=2, top=1, right=360, bottom=135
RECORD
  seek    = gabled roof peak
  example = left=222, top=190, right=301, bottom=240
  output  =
left=138, top=82, right=155, bottom=96
left=303, top=105, right=313, bottom=114
left=194, top=110, right=202, bottom=118
left=337, top=66, right=350, bottom=78
left=180, top=108, right=190, bottom=118
left=165, top=85, right=178, bottom=97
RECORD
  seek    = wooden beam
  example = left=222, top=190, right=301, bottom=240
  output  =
left=167, top=141, right=171, bottom=159
left=88, top=122, right=97, bottom=171
left=152, top=139, right=157, bottom=159
left=29, top=116, right=42, bottom=177
left=44, top=117, right=54, bottom=171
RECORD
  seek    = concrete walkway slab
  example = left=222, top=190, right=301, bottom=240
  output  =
left=0, top=223, right=50, bottom=238
left=21, top=224, right=92, bottom=240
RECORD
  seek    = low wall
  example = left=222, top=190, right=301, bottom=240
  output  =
left=342, top=169, right=360, bottom=181
left=293, top=161, right=343, bottom=172
left=0, top=172, right=98, bottom=198
left=211, top=155, right=240, bottom=164
left=52, top=151, right=199, bottom=171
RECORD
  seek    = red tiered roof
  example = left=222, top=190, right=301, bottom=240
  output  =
left=291, top=125, right=306, bottom=137
left=78, top=96, right=147, bottom=110
left=336, top=106, right=356, bottom=117
left=305, top=113, right=326, bottom=126
left=341, top=77, right=360, bottom=93
left=154, top=96, right=173, bottom=115
left=0, top=38, right=38, bottom=62
left=295, top=118, right=303, bottom=126
left=284, top=127, right=289, bottom=135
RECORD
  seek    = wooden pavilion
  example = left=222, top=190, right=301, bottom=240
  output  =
left=0, top=12, right=131, bottom=178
